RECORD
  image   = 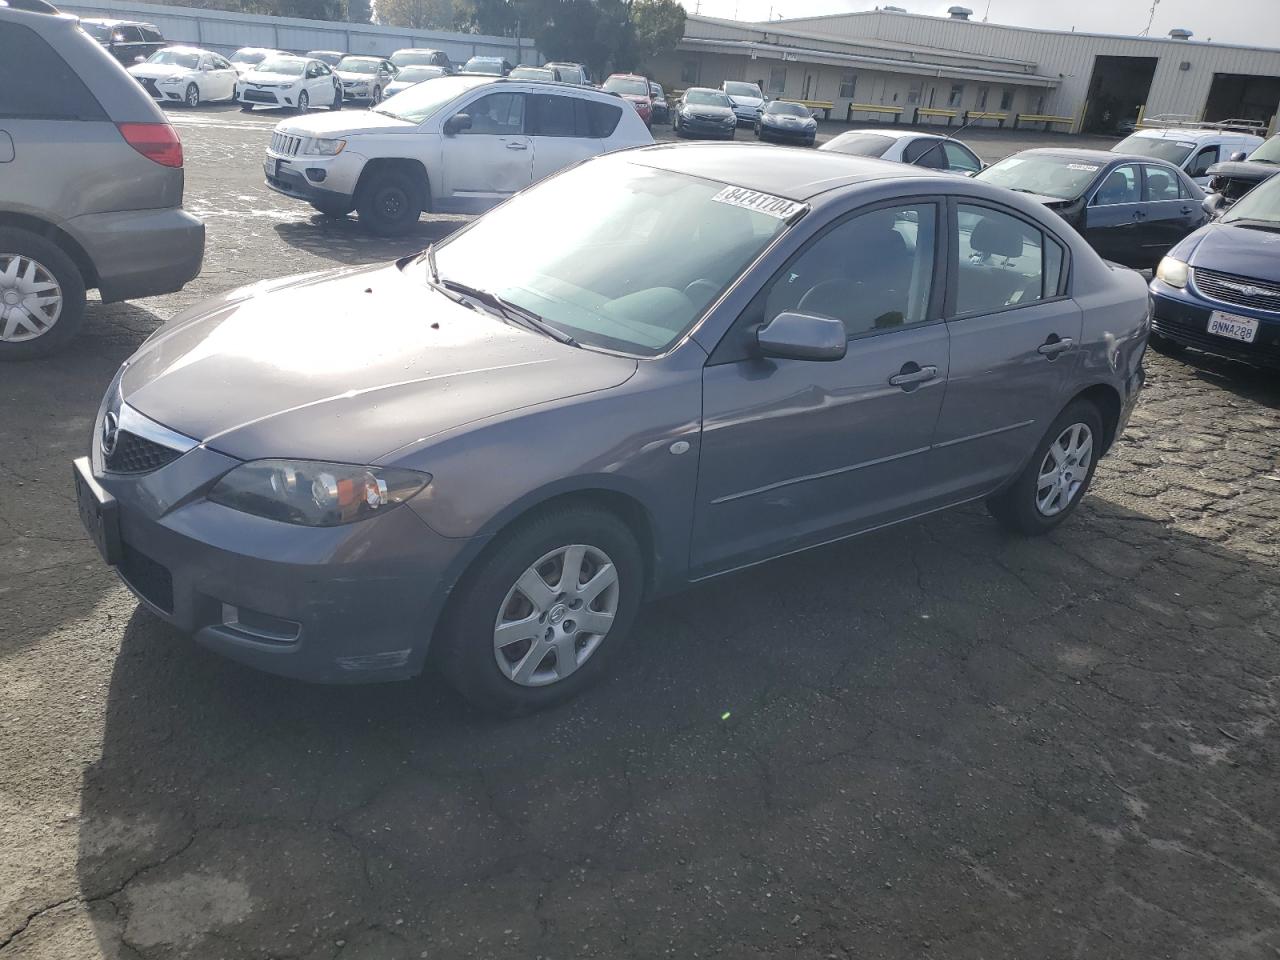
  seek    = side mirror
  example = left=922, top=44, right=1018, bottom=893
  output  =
left=757, top=312, right=847, bottom=362
left=443, top=113, right=472, bottom=135
left=134, top=55, right=146, bottom=64
left=1230, top=150, right=1248, bottom=162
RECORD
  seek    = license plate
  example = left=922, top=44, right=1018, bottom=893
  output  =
left=264, top=157, right=280, bottom=179
left=1208, top=311, right=1259, bottom=343
left=73, top=457, right=121, bottom=565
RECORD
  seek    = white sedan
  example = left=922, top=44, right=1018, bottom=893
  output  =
left=820, top=129, right=984, bottom=175
left=238, top=55, right=343, bottom=113
left=128, top=46, right=238, bottom=107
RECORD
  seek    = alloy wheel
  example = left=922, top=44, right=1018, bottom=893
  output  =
left=185, top=83, right=200, bottom=107
left=1036, top=422, right=1093, bottom=517
left=0, top=254, right=62, bottom=343
left=493, top=544, right=620, bottom=687
left=298, top=90, right=309, bottom=112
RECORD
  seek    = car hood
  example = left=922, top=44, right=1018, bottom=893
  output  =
left=243, top=71, right=302, bottom=85
left=1180, top=222, right=1280, bottom=283
left=275, top=109, right=416, bottom=138
left=764, top=113, right=815, bottom=124
left=128, top=64, right=194, bottom=81
left=683, top=105, right=734, bottom=118
left=120, top=263, right=638, bottom=465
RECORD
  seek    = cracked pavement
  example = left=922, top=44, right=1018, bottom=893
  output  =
left=1, top=107, right=1278, bottom=959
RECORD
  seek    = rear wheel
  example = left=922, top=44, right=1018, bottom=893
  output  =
left=356, top=169, right=423, bottom=236
left=184, top=82, right=200, bottom=107
left=437, top=506, right=644, bottom=714
left=987, top=399, right=1103, bottom=535
left=0, top=228, right=86, bottom=360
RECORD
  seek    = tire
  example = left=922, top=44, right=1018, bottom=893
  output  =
left=296, top=90, right=309, bottom=113
left=987, top=399, right=1104, bottom=535
left=0, top=228, right=87, bottom=360
left=240, top=102, right=254, bottom=113
left=436, top=506, right=644, bottom=715
left=184, top=82, right=200, bottom=107
left=355, top=168, right=424, bottom=236
left=330, top=82, right=343, bottom=110
left=370, top=86, right=382, bottom=105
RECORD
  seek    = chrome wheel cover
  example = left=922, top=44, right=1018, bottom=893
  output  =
left=0, top=254, right=62, bottom=343
left=494, top=544, right=620, bottom=687
left=1037, top=422, right=1093, bottom=517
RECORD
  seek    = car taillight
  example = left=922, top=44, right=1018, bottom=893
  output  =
left=116, top=122, right=184, bottom=168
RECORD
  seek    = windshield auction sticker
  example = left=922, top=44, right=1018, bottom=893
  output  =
left=1067, top=163, right=1100, bottom=172
left=712, top=186, right=806, bottom=220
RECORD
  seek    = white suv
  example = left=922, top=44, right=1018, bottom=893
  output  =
left=263, top=76, right=653, bottom=234
left=1113, top=127, right=1264, bottom=187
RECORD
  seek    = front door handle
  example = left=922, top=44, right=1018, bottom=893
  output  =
left=888, top=362, right=938, bottom=388
left=1038, top=335, right=1074, bottom=358
left=1181, top=206, right=1194, bottom=215
left=505, top=141, right=528, bottom=150
left=1131, top=209, right=1146, bottom=221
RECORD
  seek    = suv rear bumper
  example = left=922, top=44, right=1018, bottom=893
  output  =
left=69, top=207, right=205, bottom=303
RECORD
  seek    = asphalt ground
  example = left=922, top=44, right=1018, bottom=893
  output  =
left=1, top=104, right=1279, bottom=960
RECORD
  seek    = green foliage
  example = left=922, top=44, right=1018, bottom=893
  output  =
left=377, top=0, right=459, bottom=29
left=629, top=0, right=684, bottom=64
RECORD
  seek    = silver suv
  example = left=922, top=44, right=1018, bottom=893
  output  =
left=0, top=0, right=204, bottom=359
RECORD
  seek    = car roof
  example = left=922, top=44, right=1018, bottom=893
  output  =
left=393, top=47, right=442, bottom=52
left=468, top=55, right=505, bottom=61
left=233, top=47, right=281, bottom=53
left=628, top=142, right=953, bottom=201
left=608, top=72, right=645, bottom=79
left=340, top=54, right=383, bottom=61
left=307, top=49, right=344, bottom=54
left=80, top=17, right=157, bottom=27
left=1127, top=127, right=1256, bottom=142
left=684, top=87, right=725, bottom=95
left=839, top=128, right=935, bottom=141
left=1015, top=147, right=1189, bottom=172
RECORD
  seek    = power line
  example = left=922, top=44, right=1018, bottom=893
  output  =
left=1139, top=0, right=1160, bottom=36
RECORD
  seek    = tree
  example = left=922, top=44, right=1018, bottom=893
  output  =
left=629, top=0, right=684, bottom=66
left=377, top=0, right=458, bottom=28
left=346, top=0, right=372, bottom=23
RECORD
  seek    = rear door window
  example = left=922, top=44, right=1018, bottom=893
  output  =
left=1142, top=164, right=1181, bottom=201
left=0, top=22, right=107, bottom=121
left=903, top=138, right=946, bottom=168
left=954, top=205, right=1054, bottom=314
left=140, top=27, right=163, bottom=42
left=530, top=94, right=577, bottom=137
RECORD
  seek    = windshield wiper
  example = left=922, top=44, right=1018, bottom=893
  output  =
left=434, top=276, right=579, bottom=347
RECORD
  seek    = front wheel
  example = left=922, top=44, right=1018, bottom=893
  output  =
left=240, top=102, right=254, bottom=113
left=436, top=506, right=644, bottom=714
left=987, top=399, right=1104, bottom=535
left=370, top=86, right=382, bottom=105
left=355, top=169, right=423, bottom=236
left=0, top=228, right=87, bottom=360
left=330, top=82, right=343, bottom=110
left=296, top=90, right=309, bottom=112
left=184, top=82, right=200, bottom=107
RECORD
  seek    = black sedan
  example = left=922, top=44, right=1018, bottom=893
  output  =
left=756, top=100, right=817, bottom=146
left=672, top=88, right=738, bottom=140
left=1149, top=171, right=1280, bottom=369
left=976, top=149, right=1207, bottom=269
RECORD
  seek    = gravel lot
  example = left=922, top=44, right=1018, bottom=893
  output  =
left=2, top=105, right=1278, bottom=960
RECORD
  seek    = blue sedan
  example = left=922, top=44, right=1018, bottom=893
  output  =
left=1150, top=172, right=1280, bottom=368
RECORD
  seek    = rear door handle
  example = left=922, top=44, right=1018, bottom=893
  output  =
left=505, top=141, right=528, bottom=150
left=888, top=363, right=938, bottom=388
left=1038, top=336, right=1074, bottom=358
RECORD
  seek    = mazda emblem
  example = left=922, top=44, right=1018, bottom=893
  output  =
left=101, top=411, right=119, bottom=457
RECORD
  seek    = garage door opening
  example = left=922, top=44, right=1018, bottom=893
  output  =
left=1083, top=55, right=1157, bottom=133
left=1203, top=73, right=1280, bottom=126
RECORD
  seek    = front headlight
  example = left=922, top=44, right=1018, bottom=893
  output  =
left=301, top=137, right=346, bottom=156
left=1156, top=256, right=1189, bottom=288
left=160, top=76, right=185, bottom=85
left=208, top=459, right=430, bottom=526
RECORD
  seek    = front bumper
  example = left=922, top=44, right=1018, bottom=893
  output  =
left=677, top=115, right=737, bottom=138
left=83, top=439, right=476, bottom=684
left=759, top=123, right=815, bottom=143
left=342, top=84, right=375, bottom=101
left=239, top=86, right=298, bottom=107
left=1150, top=279, right=1280, bottom=368
left=731, top=105, right=761, bottom=125
left=263, top=150, right=363, bottom=206
left=69, top=207, right=204, bottom=303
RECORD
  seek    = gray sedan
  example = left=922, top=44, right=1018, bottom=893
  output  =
left=73, top=145, right=1149, bottom=714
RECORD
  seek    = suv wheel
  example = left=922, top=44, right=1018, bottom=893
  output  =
left=987, top=399, right=1103, bottom=535
left=184, top=82, right=200, bottom=107
left=437, top=506, right=644, bottom=714
left=0, top=229, right=86, bottom=360
left=356, top=169, right=423, bottom=236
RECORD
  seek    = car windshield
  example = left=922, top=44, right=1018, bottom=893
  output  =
left=464, top=58, right=504, bottom=74
left=374, top=75, right=491, bottom=123
left=1221, top=172, right=1280, bottom=225
left=822, top=133, right=895, bottom=157
left=232, top=50, right=268, bottom=65
left=430, top=157, right=797, bottom=356
left=338, top=58, right=379, bottom=74
left=392, top=51, right=437, bottom=66
left=308, top=51, right=343, bottom=64
left=147, top=50, right=200, bottom=68
left=81, top=22, right=112, bottom=40
left=685, top=90, right=729, bottom=107
left=394, top=66, right=442, bottom=82
left=976, top=154, right=1102, bottom=200
left=1113, top=134, right=1196, bottom=165
left=724, top=81, right=762, bottom=98
left=768, top=101, right=809, bottom=117
left=604, top=76, right=648, bottom=96
left=1248, top=136, right=1280, bottom=164
left=510, top=67, right=553, bottom=80
left=257, top=58, right=305, bottom=76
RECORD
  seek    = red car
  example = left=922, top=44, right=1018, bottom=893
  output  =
left=603, top=73, right=652, bottom=127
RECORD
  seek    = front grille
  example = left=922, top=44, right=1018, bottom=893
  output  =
left=1192, top=268, right=1280, bottom=314
left=138, top=77, right=160, bottom=97
left=120, top=541, right=174, bottom=613
left=244, top=89, right=277, bottom=103
left=270, top=131, right=302, bottom=156
left=105, top=430, right=181, bottom=474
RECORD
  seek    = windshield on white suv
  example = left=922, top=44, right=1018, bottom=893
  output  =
left=147, top=50, right=200, bottom=69
left=724, top=81, right=762, bottom=98
left=257, top=58, right=305, bottom=76
left=429, top=156, right=797, bottom=356
left=374, top=75, right=494, bottom=123
left=1114, top=134, right=1196, bottom=165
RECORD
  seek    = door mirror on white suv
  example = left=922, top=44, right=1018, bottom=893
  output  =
left=444, top=113, right=472, bottom=136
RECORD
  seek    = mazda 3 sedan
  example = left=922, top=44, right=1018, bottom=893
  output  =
left=74, top=145, right=1149, bottom=714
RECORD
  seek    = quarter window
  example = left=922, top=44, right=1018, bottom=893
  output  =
left=954, top=205, right=1059, bottom=315
left=764, top=203, right=938, bottom=339
left=462, top=92, right=525, bottom=135
left=583, top=99, right=623, bottom=137
left=530, top=94, right=577, bottom=137
left=0, top=22, right=106, bottom=121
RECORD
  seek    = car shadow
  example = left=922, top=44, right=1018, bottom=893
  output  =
left=272, top=215, right=466, bottom=266
left=1149, top=342, right=1280, bottom=408
left=0, top=299, right=168, bottom=659
left=63, top=492, right=1280, bottom=958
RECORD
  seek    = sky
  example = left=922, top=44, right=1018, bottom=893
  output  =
left=676, top=0, right=1280, bottom=50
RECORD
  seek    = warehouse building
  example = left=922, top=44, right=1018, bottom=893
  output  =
left=650, top=5, right=1280, bottom=134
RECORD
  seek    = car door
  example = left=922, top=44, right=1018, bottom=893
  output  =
left=932, top=201, right=1082, bottom=499
left=691, top=199, right=950, bottom=573
left=302, top=61, right=330, bottom=106
left=437, top=91, right=532, bottom=213
left=528, top=93, right=599, bottom=183
left=210, top=54, right=237, bottom=99
left=1139, top=163, right=1200, bottom=264
left=1081, top=162, right=1144, bottom=266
